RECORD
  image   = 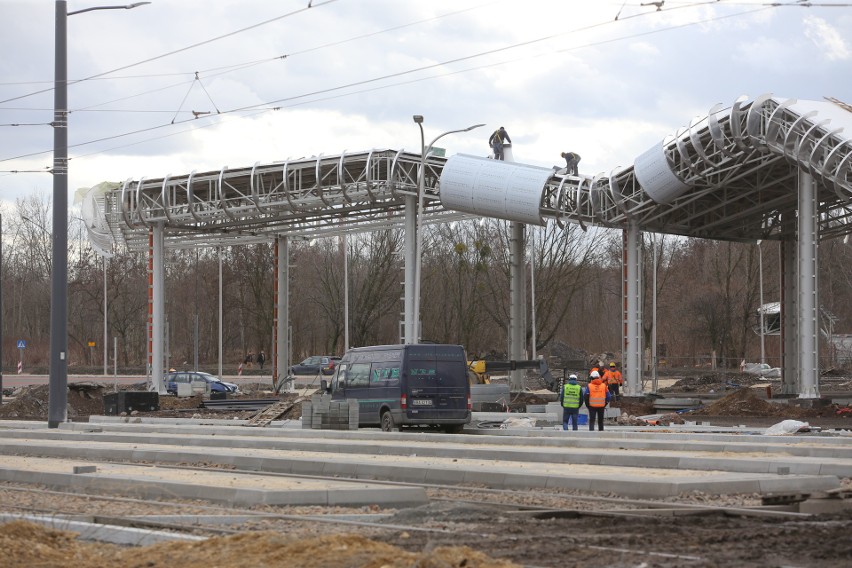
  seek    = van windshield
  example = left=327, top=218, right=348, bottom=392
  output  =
left=407, top=360, right=467, bottom=387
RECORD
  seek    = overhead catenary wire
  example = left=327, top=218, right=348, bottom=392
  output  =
left=0, top=0, right=845, bottom=168
left=0, top=0, right=342, bottom=106
left=0, top=3, right=790, bottom=168
left=66, top=4, right=777, bottom=158
left=0, top=0, right=499, bottom=91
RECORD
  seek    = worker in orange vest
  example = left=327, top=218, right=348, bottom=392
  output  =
left=584, top=371, right=611, bottom=431
left=603, top=361, right=623, bottom=401
left=588, top=362, right=602, bottom=380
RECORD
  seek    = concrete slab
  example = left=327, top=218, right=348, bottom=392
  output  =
left=4, top=421, right=850, bottom=496
left=0, top=454, right=426, bottom=508
left=0, top=514, right=206, bottom=545
left=7, top=425, right=852, bottom=480
left=0, top=433, right=840, bottom=499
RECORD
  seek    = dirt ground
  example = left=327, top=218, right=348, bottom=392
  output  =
left=0, top=382, right=303, bottom=422
left=0, top=520, right=518, bottom=568
left=2, top=376, right=852, bottom=566
left=2, top=495, right=852, bottom=568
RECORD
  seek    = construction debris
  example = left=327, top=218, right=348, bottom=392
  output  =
left=244, top=397, right=305, bottom=427
left=690, top=389, right=814, bottom=418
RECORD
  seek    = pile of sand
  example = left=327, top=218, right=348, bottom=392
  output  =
left=691, top=389, right=814, bottom=418
left=0, top=521, right=519, bottom=568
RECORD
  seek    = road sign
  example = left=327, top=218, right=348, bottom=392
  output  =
left=17, top=339, right=26, bottom=349
left=88, top=341, right=96, bottom=347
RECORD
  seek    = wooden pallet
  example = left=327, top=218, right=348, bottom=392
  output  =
left=244, top=397, right=305, bottom=427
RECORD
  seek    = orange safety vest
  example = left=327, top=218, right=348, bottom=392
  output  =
left=587, top=381, right=608, bottom=407
left=604, top=369, right=622, bottom=386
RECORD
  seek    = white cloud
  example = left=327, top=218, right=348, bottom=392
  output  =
left=627, top=41, right=660, bottom=59
left=803, top=15, right=851, bottom=61
left=0, top=0, right=850, bottom=205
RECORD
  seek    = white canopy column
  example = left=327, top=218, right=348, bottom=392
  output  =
left=797, top=170, right=820, bottom=398
left=623, top=222, right=643, bottom=396
left=509, top=222, right=526, bottom=390
left=275, top=236, right=290, bottom=392
left=149, top=223, right=166, bottom=394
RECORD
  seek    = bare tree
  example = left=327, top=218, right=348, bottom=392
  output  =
left=424, top=221, right=493, bottom=350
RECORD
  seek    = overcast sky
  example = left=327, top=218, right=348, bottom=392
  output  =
left=1, top=0, right=850, bottom=212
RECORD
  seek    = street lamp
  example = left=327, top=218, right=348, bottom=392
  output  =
left=412, top=116, right=484, bottom=343
left=49, top=1, right=150, bottom=428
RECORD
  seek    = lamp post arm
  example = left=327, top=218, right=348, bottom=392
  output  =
left=425, top=123, right=486, bottom=155
left=413, top=121, right=483, bottom=343
left=68, top=2, right=151, bottom=16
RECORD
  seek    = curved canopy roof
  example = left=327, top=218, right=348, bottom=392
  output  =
left=84, top=94, right=852, bottom=253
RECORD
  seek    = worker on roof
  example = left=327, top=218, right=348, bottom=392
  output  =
left=488, top=126, right=511, bottom=161
left=558, top=373, right=583, bottom=431
left=603, top=361, right=623, bottom=401
left=585, top=371, right=611, bottom=431
left=560, top=151, right=581, bottom=175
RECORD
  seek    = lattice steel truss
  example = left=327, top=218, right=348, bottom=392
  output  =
left=542, top=95, right=852, bottom=241
left=85, top=149, right=466, bottom=252
left=85, top=96, right=852, bottom=250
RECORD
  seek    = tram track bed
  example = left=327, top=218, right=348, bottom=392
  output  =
left=1, top=420, right=851, bottom=566
left=2, top=479, right=852, bottom=567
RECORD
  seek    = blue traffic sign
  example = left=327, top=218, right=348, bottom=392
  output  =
left=17, top=339, right=26, bottom=349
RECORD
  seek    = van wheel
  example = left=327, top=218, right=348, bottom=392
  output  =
left=380, top=411, right=397, bottom=432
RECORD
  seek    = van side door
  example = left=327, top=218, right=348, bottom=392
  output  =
left=344, top=362, right=374, bottom=424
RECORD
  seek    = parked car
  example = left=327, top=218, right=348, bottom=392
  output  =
left=166, top=371, right=239, bottom=395
left=289, top=355, right=340, bottom=376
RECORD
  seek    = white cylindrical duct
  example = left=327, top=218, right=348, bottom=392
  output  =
left=440, top=154, right=550, bottom=226
left=633, top=143, right=690, bottom=204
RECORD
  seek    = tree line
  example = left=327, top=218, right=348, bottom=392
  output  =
left=2, top=194, right=851, bottom=374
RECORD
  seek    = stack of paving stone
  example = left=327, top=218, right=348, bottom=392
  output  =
left=302, top=395, right=359, bottom=430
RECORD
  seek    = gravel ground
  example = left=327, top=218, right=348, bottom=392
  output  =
left=2, top=376, right=852, bottom=566
left=1, top=479, right=851, bottom=567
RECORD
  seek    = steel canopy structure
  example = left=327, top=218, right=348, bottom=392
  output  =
left=83, top=94, right=852, bottom=398
left=440, top=95, right=852, bottom=242
left=84, top=149, right=471, bottom=254
left=86, top=96, right=852, bottom=248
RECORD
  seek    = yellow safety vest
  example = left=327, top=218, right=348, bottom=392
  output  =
left=562, top=383, right=581, bottom=409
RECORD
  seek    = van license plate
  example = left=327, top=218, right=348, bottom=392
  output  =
left=411, top=399, right=433, bottom=406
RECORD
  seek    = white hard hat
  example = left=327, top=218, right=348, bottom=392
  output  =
left=569, top=374, right=578, bottom=380
left=590, top=371, right=600, bottom=378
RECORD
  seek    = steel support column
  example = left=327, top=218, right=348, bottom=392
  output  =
left=151, top=223, right=166, bottom=394
left=276, top=236, right=290, bottom=391
left=403, top=195, right=416, bottom=343
left=624, top=222, right=643, bottom=395
left=509, top=222, right=525, bottom=390
left=781, top=236, right=798, bottom=395
left=217, top=246, right=223, bottom=379
left=797, top=170, right=820, bottom=398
